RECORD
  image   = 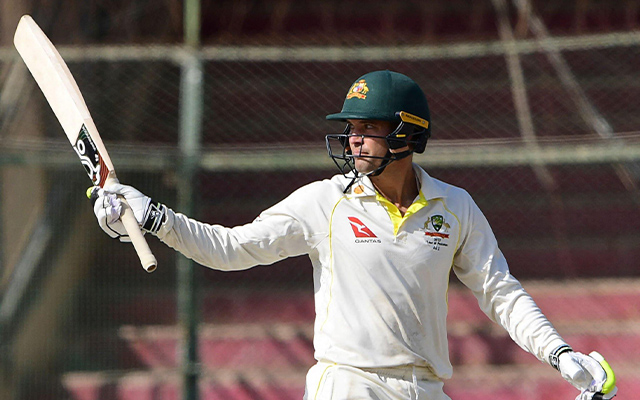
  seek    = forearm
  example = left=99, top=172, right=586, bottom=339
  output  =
left=455, top=254, right=566, bottom=363
left=489, top=281, right=567, bottom=364
left=156, top=208, right=308, bottom=270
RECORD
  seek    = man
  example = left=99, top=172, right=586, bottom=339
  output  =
left=92, top=70, right=617, bottom=400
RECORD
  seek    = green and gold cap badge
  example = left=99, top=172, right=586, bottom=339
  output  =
left=346, top=79, right=369, bottom=99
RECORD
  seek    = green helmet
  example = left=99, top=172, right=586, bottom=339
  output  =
left=325, top=71, right=432, bottom=184
left=326, top=70, right=431, bottom=147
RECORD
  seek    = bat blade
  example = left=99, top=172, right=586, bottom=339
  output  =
left=14, top=15, right=157, bottom=272
left=14, top=15, right=112, bottom=187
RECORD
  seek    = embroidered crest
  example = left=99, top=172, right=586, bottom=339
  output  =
left=423, top=215, right=451, bottom=250
left=430, top=215, right=444, bottom=232
left=346, top=79, right=369, bottom=99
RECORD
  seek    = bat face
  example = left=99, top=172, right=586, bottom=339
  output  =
left=13, top=15, right=116, bottom=179
left=15, top=14, right=158, bottom=272
left=73, top=125, right=109, bottom=187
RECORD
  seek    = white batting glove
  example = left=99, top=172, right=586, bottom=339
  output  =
left=89, top=183, right=166, bottom=241
left=550, top=345, right=617, bottom=400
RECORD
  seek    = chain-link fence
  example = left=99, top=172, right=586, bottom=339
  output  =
left=1, top=1, right=640, bottom=399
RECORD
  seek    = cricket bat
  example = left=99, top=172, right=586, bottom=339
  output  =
left=13, top=15, right=157, bottom=272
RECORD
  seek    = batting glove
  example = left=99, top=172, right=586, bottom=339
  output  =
left=89, top=183, right=167, bottom=242
left=550, top=345, right=617, bottom=400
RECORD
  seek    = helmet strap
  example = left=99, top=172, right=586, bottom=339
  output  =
left=370, top=148, right=412, bottom=177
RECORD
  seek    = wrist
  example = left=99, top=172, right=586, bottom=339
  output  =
left=142, top=200, right=167, bottom=235
left=549, top=344, right=573, bottom=371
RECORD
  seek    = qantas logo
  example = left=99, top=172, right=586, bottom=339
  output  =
left=348, top=217, right=376, bottom=237
left=347, top=217, right=380, bottom=243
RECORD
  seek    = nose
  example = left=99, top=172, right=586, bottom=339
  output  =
left=348, top=133, right=364, bottom=148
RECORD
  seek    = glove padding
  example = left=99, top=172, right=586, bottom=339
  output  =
left=558, top=350, right=617, bottom=400
left=90, top=183, right=166, bottom=241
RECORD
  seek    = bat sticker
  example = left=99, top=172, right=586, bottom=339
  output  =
left=73, top=125, right=108, bottom=186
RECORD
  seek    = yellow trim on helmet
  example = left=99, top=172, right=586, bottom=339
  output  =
left=398, top=111, right=429, bottom=129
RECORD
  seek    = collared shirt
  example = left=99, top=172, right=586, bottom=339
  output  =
left=157, top=164, right=566, bottom=380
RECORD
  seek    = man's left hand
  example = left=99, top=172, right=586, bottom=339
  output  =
left=557, top=350, right=617, bottom=400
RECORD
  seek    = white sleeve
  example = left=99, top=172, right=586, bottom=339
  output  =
left=155, top=208, right=310, bottom=271
left=153, top=181, right=329, bottom=271
left=452, top=194, right=567, bottom=365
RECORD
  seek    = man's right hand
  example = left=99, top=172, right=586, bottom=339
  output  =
left=89, top=183, right=166, bottom=241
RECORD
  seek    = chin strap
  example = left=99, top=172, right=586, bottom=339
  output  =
left=369, top=148, right=412, bottom=177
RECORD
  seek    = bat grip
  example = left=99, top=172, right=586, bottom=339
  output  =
left=119, top=199, right=158, bottom=272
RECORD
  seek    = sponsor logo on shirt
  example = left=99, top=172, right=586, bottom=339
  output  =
left=348, top=217, right=381, bottom=243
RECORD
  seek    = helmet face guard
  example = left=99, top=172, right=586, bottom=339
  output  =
left=325, top=111, right=430, bottom=179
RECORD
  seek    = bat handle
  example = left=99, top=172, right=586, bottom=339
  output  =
left=119, top=199, right=157, bottom=272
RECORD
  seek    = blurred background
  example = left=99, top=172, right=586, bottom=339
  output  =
left=1, top=0, right=640, bottom=399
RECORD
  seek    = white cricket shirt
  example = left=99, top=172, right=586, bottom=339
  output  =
left=157, top=164, right=567, bottom=380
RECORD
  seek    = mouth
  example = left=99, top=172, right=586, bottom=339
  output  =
left=352, top=148, right=368, bottom=157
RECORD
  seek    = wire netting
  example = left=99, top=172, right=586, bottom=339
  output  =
left=1, top=1, right=640, bottom=399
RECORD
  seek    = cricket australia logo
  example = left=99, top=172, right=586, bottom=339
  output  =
left=348, top=217, right=381, bottom=243
left=423, top=214, right=450, bottom=250
left=346, top=79, right=369, bottom=100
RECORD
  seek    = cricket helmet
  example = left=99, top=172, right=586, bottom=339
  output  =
left=325, top=70, right=431, bottom=180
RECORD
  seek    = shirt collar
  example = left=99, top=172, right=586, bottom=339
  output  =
left=344, top=164, right=447, bottom=201
left=345, top=175, right=377, bottom=197
left=414, top=164, right=448, bottom=201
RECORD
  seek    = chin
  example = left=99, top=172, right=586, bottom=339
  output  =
left=355, top=164, right=375, bottom=175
